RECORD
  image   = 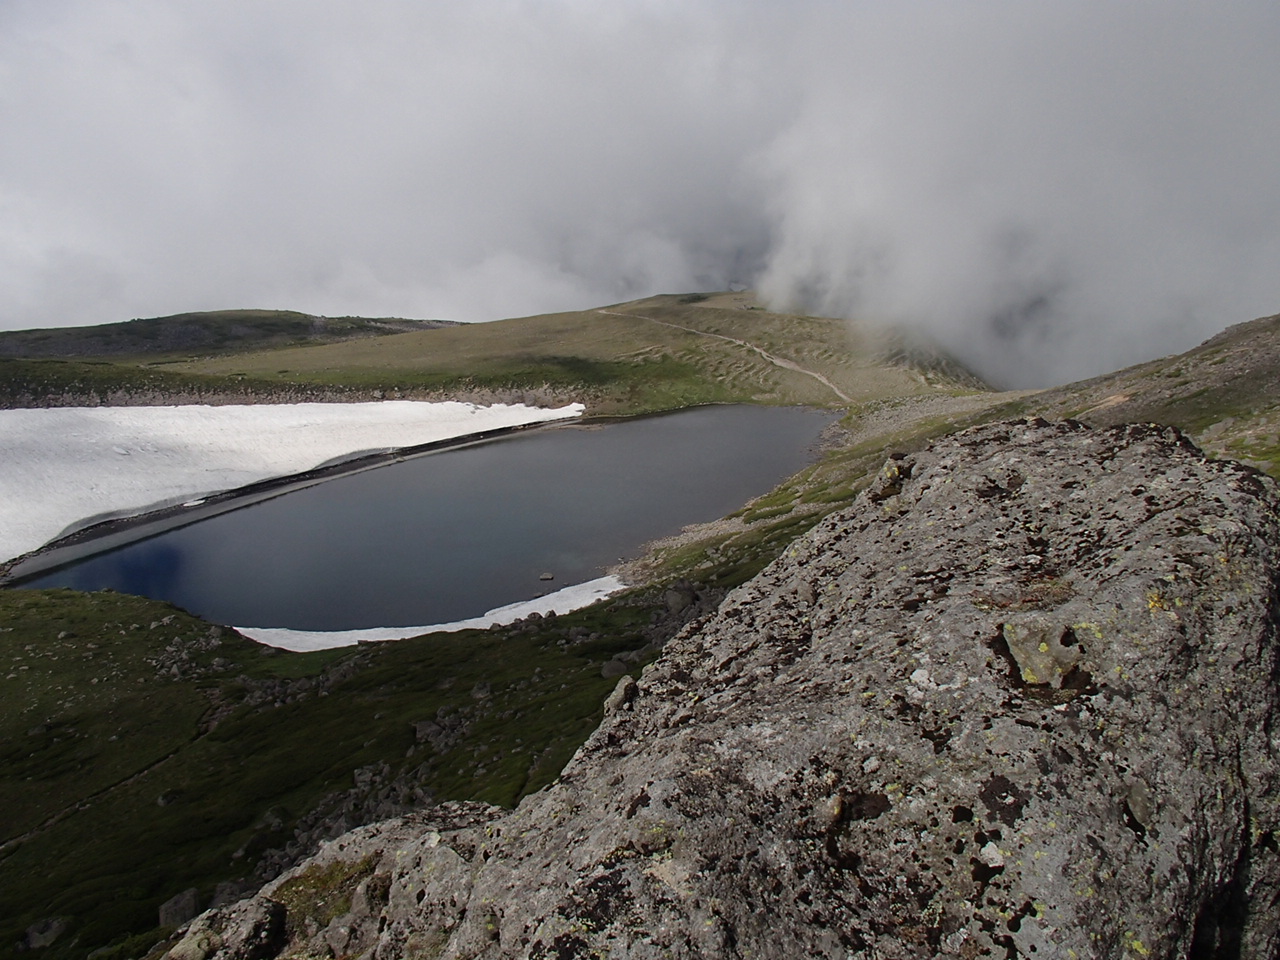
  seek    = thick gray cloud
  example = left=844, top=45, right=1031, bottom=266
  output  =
left=755, top=2, right=1280, bottom=384
left=1, top=1, right=1277, bottom=386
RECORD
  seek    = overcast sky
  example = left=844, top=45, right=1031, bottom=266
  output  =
left=2, top=1, right=1277, bottom=386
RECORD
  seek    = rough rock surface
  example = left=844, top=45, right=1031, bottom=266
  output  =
left=161, top=420, right=1280, bottom=959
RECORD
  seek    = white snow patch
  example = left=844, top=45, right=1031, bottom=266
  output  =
left=237, top=575, right=628, bottom=651
left=0, top=401, right=583, bottom=564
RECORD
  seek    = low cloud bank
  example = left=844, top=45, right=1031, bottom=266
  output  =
left=2, top=2, right=1278, bottom=385
left=754, top=3, right=1280, bottom=386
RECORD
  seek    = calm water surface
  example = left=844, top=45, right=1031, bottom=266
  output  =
left=27, top=405, right=834, bottom=629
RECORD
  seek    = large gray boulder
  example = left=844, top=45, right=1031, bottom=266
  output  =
left=162, top=420, right=1280, bottom=959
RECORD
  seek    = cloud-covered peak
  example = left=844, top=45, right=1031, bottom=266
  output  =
left=2, top=1, right=1277, bottom=386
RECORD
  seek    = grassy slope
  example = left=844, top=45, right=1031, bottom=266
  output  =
left=0, top=295, right=965, bottom=414
left=0, top=589, right=654, bottom=958
left=146, top=293, right=962, bottom=414
left=0, top=309, right=463, bottom=408
left=1015, top=311, right=1280, bottom=473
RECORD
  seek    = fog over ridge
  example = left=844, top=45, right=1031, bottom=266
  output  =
left=2, top=1, right=1277, bottom=386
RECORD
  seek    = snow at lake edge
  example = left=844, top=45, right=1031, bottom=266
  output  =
left=236, top=575, right=626, bottom=651
left=0, top=400, right=582, bottom=565
left=2, top=401, right=632, bottom=647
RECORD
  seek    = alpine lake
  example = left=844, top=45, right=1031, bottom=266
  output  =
left=20, top=405, right=837, bottom=631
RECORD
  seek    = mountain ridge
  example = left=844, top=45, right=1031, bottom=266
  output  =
left=0, top=310, right=457, bottom=360
left=0, top=293, right=989, bottom=416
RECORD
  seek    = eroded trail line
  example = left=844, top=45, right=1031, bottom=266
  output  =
left=598, top=310, right=853, bottom=404
left=0, top=736, right=193, bottom=859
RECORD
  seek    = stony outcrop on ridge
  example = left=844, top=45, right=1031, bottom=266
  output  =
left=160, top=419, right=1280, bottom=959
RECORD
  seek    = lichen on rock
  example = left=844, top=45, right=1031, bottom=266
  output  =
left=158, top=419, right=1280, bottom=959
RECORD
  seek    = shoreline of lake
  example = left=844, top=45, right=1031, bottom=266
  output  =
left=0, top=400, right=588, bottom=572
left=0, top=403, right=786, bottom=586
left=234, top=574, right=629, bottom=651
left=2, top=415, right=589, bottom=585
left=12, top=404, right=837, bottom=633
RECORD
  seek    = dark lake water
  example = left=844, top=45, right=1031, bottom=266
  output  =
left=25, top=405, right=835, bottom=630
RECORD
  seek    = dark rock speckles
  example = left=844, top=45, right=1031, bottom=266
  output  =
left=160, top=420, right=1280, bottom=959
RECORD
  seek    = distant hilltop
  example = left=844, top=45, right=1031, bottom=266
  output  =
left=0, top=309, right=457, bottom=360
left=0, top=293, right=990, bottom=416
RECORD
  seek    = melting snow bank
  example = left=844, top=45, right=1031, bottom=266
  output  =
left=0, top=401, right=583, bottom=564
left=236, top=575, right=628, bottom=651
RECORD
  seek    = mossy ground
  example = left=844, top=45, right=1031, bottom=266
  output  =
left=273, top=855, right=378, bottom=938
left=0, top=588, right=654, bottom=958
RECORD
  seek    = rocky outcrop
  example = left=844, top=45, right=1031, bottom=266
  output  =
left=159, top=419, right=1280, bottom=959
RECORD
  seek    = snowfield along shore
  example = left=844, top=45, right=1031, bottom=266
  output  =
left=236, top=575, right=626, bottom=651
left=0, top=400, right=583, bottom=565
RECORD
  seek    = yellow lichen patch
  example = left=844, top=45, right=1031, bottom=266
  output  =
left=1125, top=933, right=1151, bottom=956
left=1073, top=621, right=1104, bottom=640
left=1003, top=615, right=1085, bottom=691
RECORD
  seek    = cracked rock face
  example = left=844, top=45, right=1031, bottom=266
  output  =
left=163, top=420, right=1280, bottom=959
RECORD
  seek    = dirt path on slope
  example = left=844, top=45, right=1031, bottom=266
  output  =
left=598, top=309, right=855, bottom=404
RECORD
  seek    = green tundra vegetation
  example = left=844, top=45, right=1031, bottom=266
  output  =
left=0, top=587, right=663, bottom=958
left=1, top=293, right=1278, bottom=957
left=0, top=292, right=976, bottom=414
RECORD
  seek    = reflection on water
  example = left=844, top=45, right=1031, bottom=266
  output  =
left=28, top=405, right=835, bottom=630
left=104, top=542, right=187, bottom=598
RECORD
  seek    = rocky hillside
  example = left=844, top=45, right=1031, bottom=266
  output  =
left=156, top=419, right=1280, bottom=959
left=1026, top=311, right=1280, bottom=474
